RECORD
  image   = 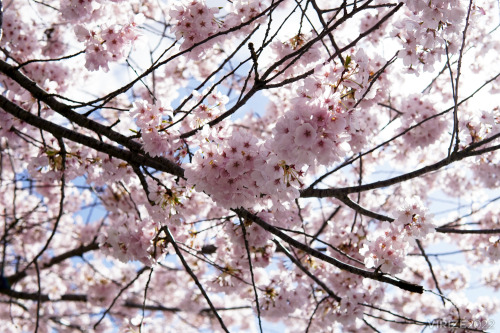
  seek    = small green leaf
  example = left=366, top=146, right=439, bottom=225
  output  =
left=344, top=55, right=352, bottom=68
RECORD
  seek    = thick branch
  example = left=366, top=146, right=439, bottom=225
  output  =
left=124, top=302, right=251, bottom=313
left=234, top=208, right=423, bottom=293
left=0, top=59, right=184, bottom=178
left=7, top=242, right=99, bottom=285
left=301, top=139, right=500, bottom=198
left=0, top=95, right=184, bottom=177
left=0, top=289, right=87, bottom=302
left=336, top=195, right=393, bottom=222
left=435, top=228, right=500, bottom=234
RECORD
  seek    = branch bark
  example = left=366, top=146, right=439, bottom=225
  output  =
left=233, top=208, right=423, bottom=294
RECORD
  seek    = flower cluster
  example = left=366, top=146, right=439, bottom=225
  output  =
left=185, top=89, right=229, bottom=130
left=42, top=26, right=67, bottom=59
left=471, top=151, right=500, bottom=189
left=223, top=0, right=267, bottom=30
left=485, top=236, right=500, bottom=262
left=438, top=294, right=498, bottom=333
left=482, top=266, right=500, bottom=291
left=393, top=197, right=435, bottom=239
left=97, top=206, right=165, bottom=265
left=185, top=127, right=301, bottom=209
left=318, top=292, right=365, bottom=328
left=74, top=17, right=142, bottom=72
left=60, top=0, right=96, bottom=22
left=269, top=51, right=373, bottom=168
left=398, top=94, right=448, bottom=148
left=426, top=265, right=469, bottom=291
left=267, top=33, right=322, bottom=78
left=462, top=109, right=500, bottom=145
left=270, top=101, right=351, bottom=168
left=169, top=0, right=220, bottom=58
left=1, top=10, right=40, bottom=61
left=185, top=51, right=382, bottom=209
left=130, top=101, right=181, bottom=157
left=359, top=197, right=434, bottom=274
left=23, top=62, right=70, bottom=93
left=393, top=0, right=466, bottom=71
left=169, top=0, right=269, bottom=58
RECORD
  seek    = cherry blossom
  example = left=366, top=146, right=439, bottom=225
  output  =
left=0, top=0, right=500, bottom=332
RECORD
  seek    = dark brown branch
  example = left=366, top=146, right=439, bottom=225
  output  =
left=124, top=302, right=251, bottom=313
left=0, top=94, right=184, bottom=178
left=0, top=289, right=87, bottom=302
left=415, top=240, right=445, bottom=305
left=21, top=137, right=66, bottom=277
left=301, top=137, right=500, bottom=198
left=336, top=195, right=393, bottom=222
left=263, top=2, right=403, bottom=88
left=163, top=226, right=230, bottom=333
left=233, top=208, right=423, bottom=294
left=311, top=206, right=341, bottom=243
left=239, top=219, right=263, bottom=333
left=15, top=51, right=85, bottom=69
left=306, top=72, right=500, bottom=190
left=7, top=242, right=99, bottom=285
left=274, top=240, right=341, bottom=302
left=448, top=0, right=474, bottom=155
left=435, top=228, right=500, bottom=234
left=407, top=249, right=474, bottom=257
left=0, top=288, right=254, bottom=321
left=0, top=59, right=184, bottom=178
left=93, top=267, right=149, bottom=329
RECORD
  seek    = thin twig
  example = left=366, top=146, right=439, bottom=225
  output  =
left=415, top=240, right=445, bottom=305
left=163, top=226, right=230, bottom=333
left=34, top=260, right=41, bottom=333
left=239, top=218, right=263, bottom=333
left=93, top=267, right=149, bottom=329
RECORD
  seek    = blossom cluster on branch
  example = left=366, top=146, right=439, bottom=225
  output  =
left=0, top=0, right=499, bottom=332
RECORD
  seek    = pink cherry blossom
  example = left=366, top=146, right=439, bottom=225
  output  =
left=1, top=1, right=500, bottom=332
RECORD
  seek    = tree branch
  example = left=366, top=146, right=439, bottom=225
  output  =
left=234, top=208, right=423, bottom=294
